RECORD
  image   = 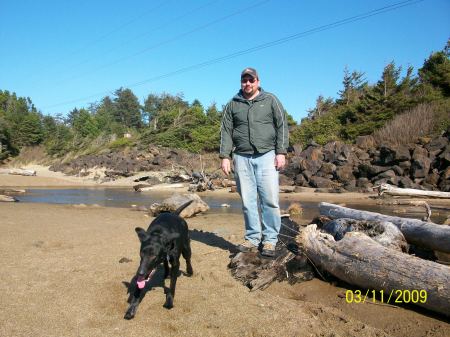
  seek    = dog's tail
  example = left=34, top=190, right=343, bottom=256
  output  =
left=174, top=200, right=194, bottom=216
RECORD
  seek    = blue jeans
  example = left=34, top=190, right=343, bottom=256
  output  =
left=233, top=150, right=281, bottom=246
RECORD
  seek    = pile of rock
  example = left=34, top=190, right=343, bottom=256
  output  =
left=49, top=146, right=194, bottom=181
left=283, top=134, right=450, bottom=192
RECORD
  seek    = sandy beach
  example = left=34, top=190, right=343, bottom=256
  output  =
left=0, top=166, right=449, bottom=337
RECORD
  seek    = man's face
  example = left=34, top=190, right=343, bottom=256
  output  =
left=241, top=75, right=260, bottom=98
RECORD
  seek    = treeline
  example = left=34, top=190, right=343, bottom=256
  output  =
left=0, top=42, right=448, bottom=161
left=291, top=41, right=450, bottom=145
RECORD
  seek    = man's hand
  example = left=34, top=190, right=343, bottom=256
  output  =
left=221, top=158, right=231, bottom=175
left=275, top=154, right=286, bottom=171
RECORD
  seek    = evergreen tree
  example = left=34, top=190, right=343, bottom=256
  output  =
left=113, top=88, right=142, bottom=129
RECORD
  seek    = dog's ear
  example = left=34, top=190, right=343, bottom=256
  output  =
left=135, top=227, right=149, bottom=242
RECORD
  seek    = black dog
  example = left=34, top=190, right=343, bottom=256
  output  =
left=124, top=201, right=194, bottom=319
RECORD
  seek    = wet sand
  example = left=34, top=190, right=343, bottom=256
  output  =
left=0, top=166, right=449, bottom=336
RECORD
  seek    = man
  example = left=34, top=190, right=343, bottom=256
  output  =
left=220, top=67, right=289, bottom=257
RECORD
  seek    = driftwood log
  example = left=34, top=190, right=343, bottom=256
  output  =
left=0, top=188, right=26, bottom=195
left=298, top=224, right=450, bottom=316
left=280, top=186, right=296, bottom=193
left=376, top=183, right=450, bottom=199
left=228, top=216, right=314, bottom=290
left=149, top=193, right=209, bottom=218
left=320, top=218, right=408, bottom=252
left=9, top=168, right=36, bottom=176
left=0, top=194, right=18, bottom=202
left=376, top=199, right=431, bottom=221
left=134, top=183, right=185, bottom=192
left=319, top=202, right=450, bottom=253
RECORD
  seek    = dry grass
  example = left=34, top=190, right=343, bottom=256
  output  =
left=373, top=103, right=436, bottom=146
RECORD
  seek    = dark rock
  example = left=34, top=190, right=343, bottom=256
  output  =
left=302, top=170, right=313, bottom=180
left=356, top=177, right=371, bottom=188
left=392, top=165, right=404, bottom=176
left=377, top=144, right=410, bottom=165
left=411, top=156, right=432, bottom=179
left=354, top=148, right=370, bottom=161
left=425, top=136, right=449, bottom=154
left=279, top=174, right=293, bottom=186
left=375, top=169, right=396, bottom=180
left=397, top=176, right=414, bottom=188
left=318, top=162, right=336, bottom=176
left=357, top=164, right=390, bottom=178
left=309, top=176, right=336, bottom=188
left=299, top=159, right=322, bottom=175
left=412, top=146, right=429, bottom=160
left=424, top=169, right=440, bottom=187
left=335, top=165, right=354, bottom=183
left=300, top=145, right=323, bottom=161
left=294, top=173, right=308, bottom=187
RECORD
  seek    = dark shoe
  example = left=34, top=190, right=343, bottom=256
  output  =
left=260, top=242, right=276, bottom=258
left=237, top=240, right=258, bottom=253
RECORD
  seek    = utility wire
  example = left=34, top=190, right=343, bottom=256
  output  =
left=43, top=0, right=424, bottom=111
left=51, top=0, right=271, bottom=86
left=66, top=0, right=221, bottom=71
left=29, top=0, right=170, bottom=83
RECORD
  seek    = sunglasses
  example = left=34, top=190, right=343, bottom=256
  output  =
left=241, top=77, right=257, bottom=84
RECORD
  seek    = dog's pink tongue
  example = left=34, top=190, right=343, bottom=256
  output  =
left=137, top=279, right=146, bottom=289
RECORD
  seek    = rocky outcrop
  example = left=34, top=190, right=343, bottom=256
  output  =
left=49, top=146, right=201, bottom=183
left=283, top=133, right=450, bottom=192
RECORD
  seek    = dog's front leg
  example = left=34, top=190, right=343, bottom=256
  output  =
left=124, top=286, right=142, bottom=319
left=163, top=258, right=170, bottom=279
left=163, top=258, right=179, bottom=309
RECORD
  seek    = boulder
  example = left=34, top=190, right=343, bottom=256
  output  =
left=149, top=193, right=209, bottom=218
left=309, top=176, right=336, bottom=188
left=425, top=136, right=449, bottom=155
left=335, top=165, right=355, bottom=184
left=411, top=155, right=432, bottom=179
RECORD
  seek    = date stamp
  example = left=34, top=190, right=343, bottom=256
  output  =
left=345, top=289, right=428, bottom=304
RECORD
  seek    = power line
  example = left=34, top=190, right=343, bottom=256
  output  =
left=28, top=0, right=171, bottom=84
left=50, top=0, right=271, bottom=86
left=43, top=0, right=424, bottom=111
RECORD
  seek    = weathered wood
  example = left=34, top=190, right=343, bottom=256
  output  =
left=376, top=183, right=450, bottom=199
left=8, top=168, right=37, bottom=176
left=0, top=194, right=18, bottom=202
left=149, top=193, right=209, bottom=218
left=298, top=224, right=450, bottom=316
left=134, top=183, right=185, bottom=192
left=0, top=188, right=26, bottom=195
left=280, top=185, right=295, bottom=193
left=376, top=199, right=431, bottom=221
left=321, top=218, right=407, bottom=252
left=319, top=202, right=450, bottom=253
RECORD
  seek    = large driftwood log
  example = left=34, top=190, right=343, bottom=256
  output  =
left=10, top=168, right=36, bottom=176
left=319, top=202, right=450, bottom=253
left=134, top=183, right=185, bottom=192
left=376, top=183, right=450, bottom=199
left=149, top=193, right=209, bottom=218
left=0, top=194, right=18, bottom=202
left=376, top=200, right=431, bottom=221
left=0, top=188, right=26, bottom=195
left=321, top=218, right=408, bottom=252
left=299, top=224, right=450, bottom=316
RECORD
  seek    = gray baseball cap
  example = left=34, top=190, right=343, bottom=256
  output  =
left=241, top=67, right=258, bottom=79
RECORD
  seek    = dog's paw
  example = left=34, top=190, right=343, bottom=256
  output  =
left=124, top=307, right=136, bottom=320
left=163, top=295, right=174, bottom=309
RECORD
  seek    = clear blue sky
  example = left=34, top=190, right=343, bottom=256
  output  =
left=1, top=0, right=449, bottom=122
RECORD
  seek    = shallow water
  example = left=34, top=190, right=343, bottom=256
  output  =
left=14, top=188, right=450, bottom=223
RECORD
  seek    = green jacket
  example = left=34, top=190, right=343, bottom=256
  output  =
left=219, top=88, right=289, bottom=159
